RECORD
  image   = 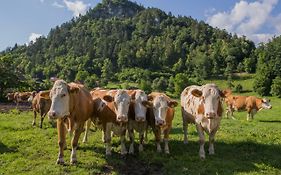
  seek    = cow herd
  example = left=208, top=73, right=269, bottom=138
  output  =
left=5, top=80, right=272, bottom=165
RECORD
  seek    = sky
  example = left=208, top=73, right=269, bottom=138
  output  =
left=1, top=0, right=281, bottom=51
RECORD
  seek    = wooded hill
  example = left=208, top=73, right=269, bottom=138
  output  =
left=1, top=0, right=280, bottom=98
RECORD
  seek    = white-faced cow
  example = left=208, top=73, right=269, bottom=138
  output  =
left=48, top=80, right=94, bottom=165
left=127, top=89, right=149, bottom=154
left=181, top=84, right=224, bottom=159
left=89, top=89, right=131, bottom=155
left=144, top=92, right=178, bottom=154
left=32, top=90, right=51, bottom=128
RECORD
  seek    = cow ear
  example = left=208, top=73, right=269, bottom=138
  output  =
left=103, top=95, right=114, bottom=102
left=147, top=95, right=154, bottom=101
left=40, top=91, right=50, bottom=99
left=142, top=101, right=153, bottom=108
left=191, top=89, right=202, bottom=97
left=168, top=100, right=178, bottom=108
left=68, top=85, right=79, bottom=94
left=219, top=90, right=226, bottom=98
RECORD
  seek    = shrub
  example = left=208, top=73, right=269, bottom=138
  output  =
left=270, top=76, right=281, bottom=97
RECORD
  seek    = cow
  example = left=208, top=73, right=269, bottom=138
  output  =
left=233, top=96, right=272, bottom=121
left=6, top=91, right=36, bottom=106
left=127, top=89, right=149, bottom=154
left=143, top=92, right=178, bottom=154
left=89, top=89, right=131, bottom=155
left=31, top=90, right=51, bottom=128
left=48, top=80, right=94, bottom=165
left=222, top=89, right=246, bottom=119
left=181, top=84, right=224, bottom=159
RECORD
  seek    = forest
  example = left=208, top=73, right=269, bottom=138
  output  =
left=1, top=0, right=281, bottom=99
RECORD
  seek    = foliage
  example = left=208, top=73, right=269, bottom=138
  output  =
left=234, top=83, right=243, bottom=93
left=0, top=0, right=256, bottom=97
left=270, top=76, right=281, bottom=98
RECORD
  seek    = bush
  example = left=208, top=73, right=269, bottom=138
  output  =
left=270, top=76, right=281, bottom=97
left=235, top=84, right=243, bottom=93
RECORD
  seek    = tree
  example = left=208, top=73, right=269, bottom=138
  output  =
left=101, top=58, right=114, bottom=81
left=270, top=76, right=281, bottom=97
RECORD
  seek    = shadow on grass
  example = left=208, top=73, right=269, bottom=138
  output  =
left=0, top=142, right=18, bottom=154
left=258, top=120, right=281, bottom=123
left=90, top=140, right=280, bottom=174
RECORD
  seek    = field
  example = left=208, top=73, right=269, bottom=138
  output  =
left=1, top=79, right=281, bottom=175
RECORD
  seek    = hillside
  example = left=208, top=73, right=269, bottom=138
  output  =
left=0, top=0, right=257, bottom=96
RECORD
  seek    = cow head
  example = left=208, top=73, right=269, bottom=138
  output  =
left=261, top=98, right=272, bottom=109
left=145, top=93, right=178, bottom=126
left=6, top=93, right=15, bottom=101
left=103, top=90, right=131, bottom=123
left=191, top=84, right=224, bottom=134
left=48, top=80, right=79, bottom=119
left=133, top=90, right=148, bottom=122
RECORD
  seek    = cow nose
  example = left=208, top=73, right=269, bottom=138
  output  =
left=48, top=111, right=56, bottom=118
left=206, top=112, right=216, bottom=119
left=117, top=115, right=128, bottom=122
left=136, top=116, right=145, bottom=122
left=156, top=119, right=165, bottom=126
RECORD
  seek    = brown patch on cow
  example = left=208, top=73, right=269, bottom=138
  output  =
left=191, top=89, right=202, bottom=97
left=197, top=104, right=205, bottom=114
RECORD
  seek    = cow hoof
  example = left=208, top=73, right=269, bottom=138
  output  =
left=106, top=151, right=112, bottom=156
left=200, top=155, right=206, bottom=160
left=56, top=158, right=65, bottom=165
left=138, top=145, right=143, bottom=152
left=121, top=150, right=127, bottom=155
left=70, top=159, right=77, bottom=165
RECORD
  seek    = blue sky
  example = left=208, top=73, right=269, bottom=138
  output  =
left=1, top=0, right=281, bottom=51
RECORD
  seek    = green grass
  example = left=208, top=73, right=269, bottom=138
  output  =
left=1, top=77, right=281, bottom=174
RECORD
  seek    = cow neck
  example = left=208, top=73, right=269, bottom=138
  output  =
left=256, top=98, right=262, bottom=110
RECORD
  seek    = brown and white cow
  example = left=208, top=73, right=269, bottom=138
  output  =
left=222, top=89, right=247, bottom=119
left=32, top=90, right=51, bottom=128
left=233, top=96, right=272, bottom=121
left=6, top=91, right=36, bottom=106
left=89, top=89, right=131, bottom=155
left=144, top=92, right=178, bottom=154
left=181, top=84, right=224, bottom=159
left=48, top=80, right=94, bottom=165
left=127, top=89, right=149, bottom=154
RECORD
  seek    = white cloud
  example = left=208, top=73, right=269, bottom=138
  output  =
left=52, top=1, right=64, bottom=8
left=207, top=0, right=280, bottom=44
left=40, top=0, right=44, bottom=3
left=29, top=33, right=42, bottom=43
left=63, top=0, right=89, bottom=17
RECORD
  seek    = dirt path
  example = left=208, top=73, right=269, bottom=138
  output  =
left=0, top=103, right=32, bottom=113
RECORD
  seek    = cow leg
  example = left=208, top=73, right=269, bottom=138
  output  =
left=120, top=126, right=127, bottom=155
left=196, top=124, right=205, bottom=159
left=139, top=130, right=145, bottom=152
left=128, top=124, right=135, bottom=154
left=32, top=111, right=37, bottom=126
left=83, top=119, right=91, bottom=143
left=163, top=127, right=171, bottom=154
left=247, top=112, right=251, bottom=121
left=209, top=128, right=218, bottom=155
left=39, top=112, right=45, bottom=128
left=105, top=123, right=112, bottom=155
left=70, top=124, right=84, bottom=165
left=57, top=119, right=67, bottom=165
left=182, top=112, right=188, bottom=144
left=154, top=127, right=162, bottom=153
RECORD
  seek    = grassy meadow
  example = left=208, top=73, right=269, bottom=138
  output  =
left=1, top=78, right=281, bottom=175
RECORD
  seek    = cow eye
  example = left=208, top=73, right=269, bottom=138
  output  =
left=61, top=94, right=66, bottom=98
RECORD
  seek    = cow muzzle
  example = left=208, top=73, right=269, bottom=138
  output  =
left=136, top=116, right=146, bottom=122
left=117, top=115, right=128, bottom=122
left=206, top=112, right=216, bottom=119
left=155, top=119, right=165, bottom=126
